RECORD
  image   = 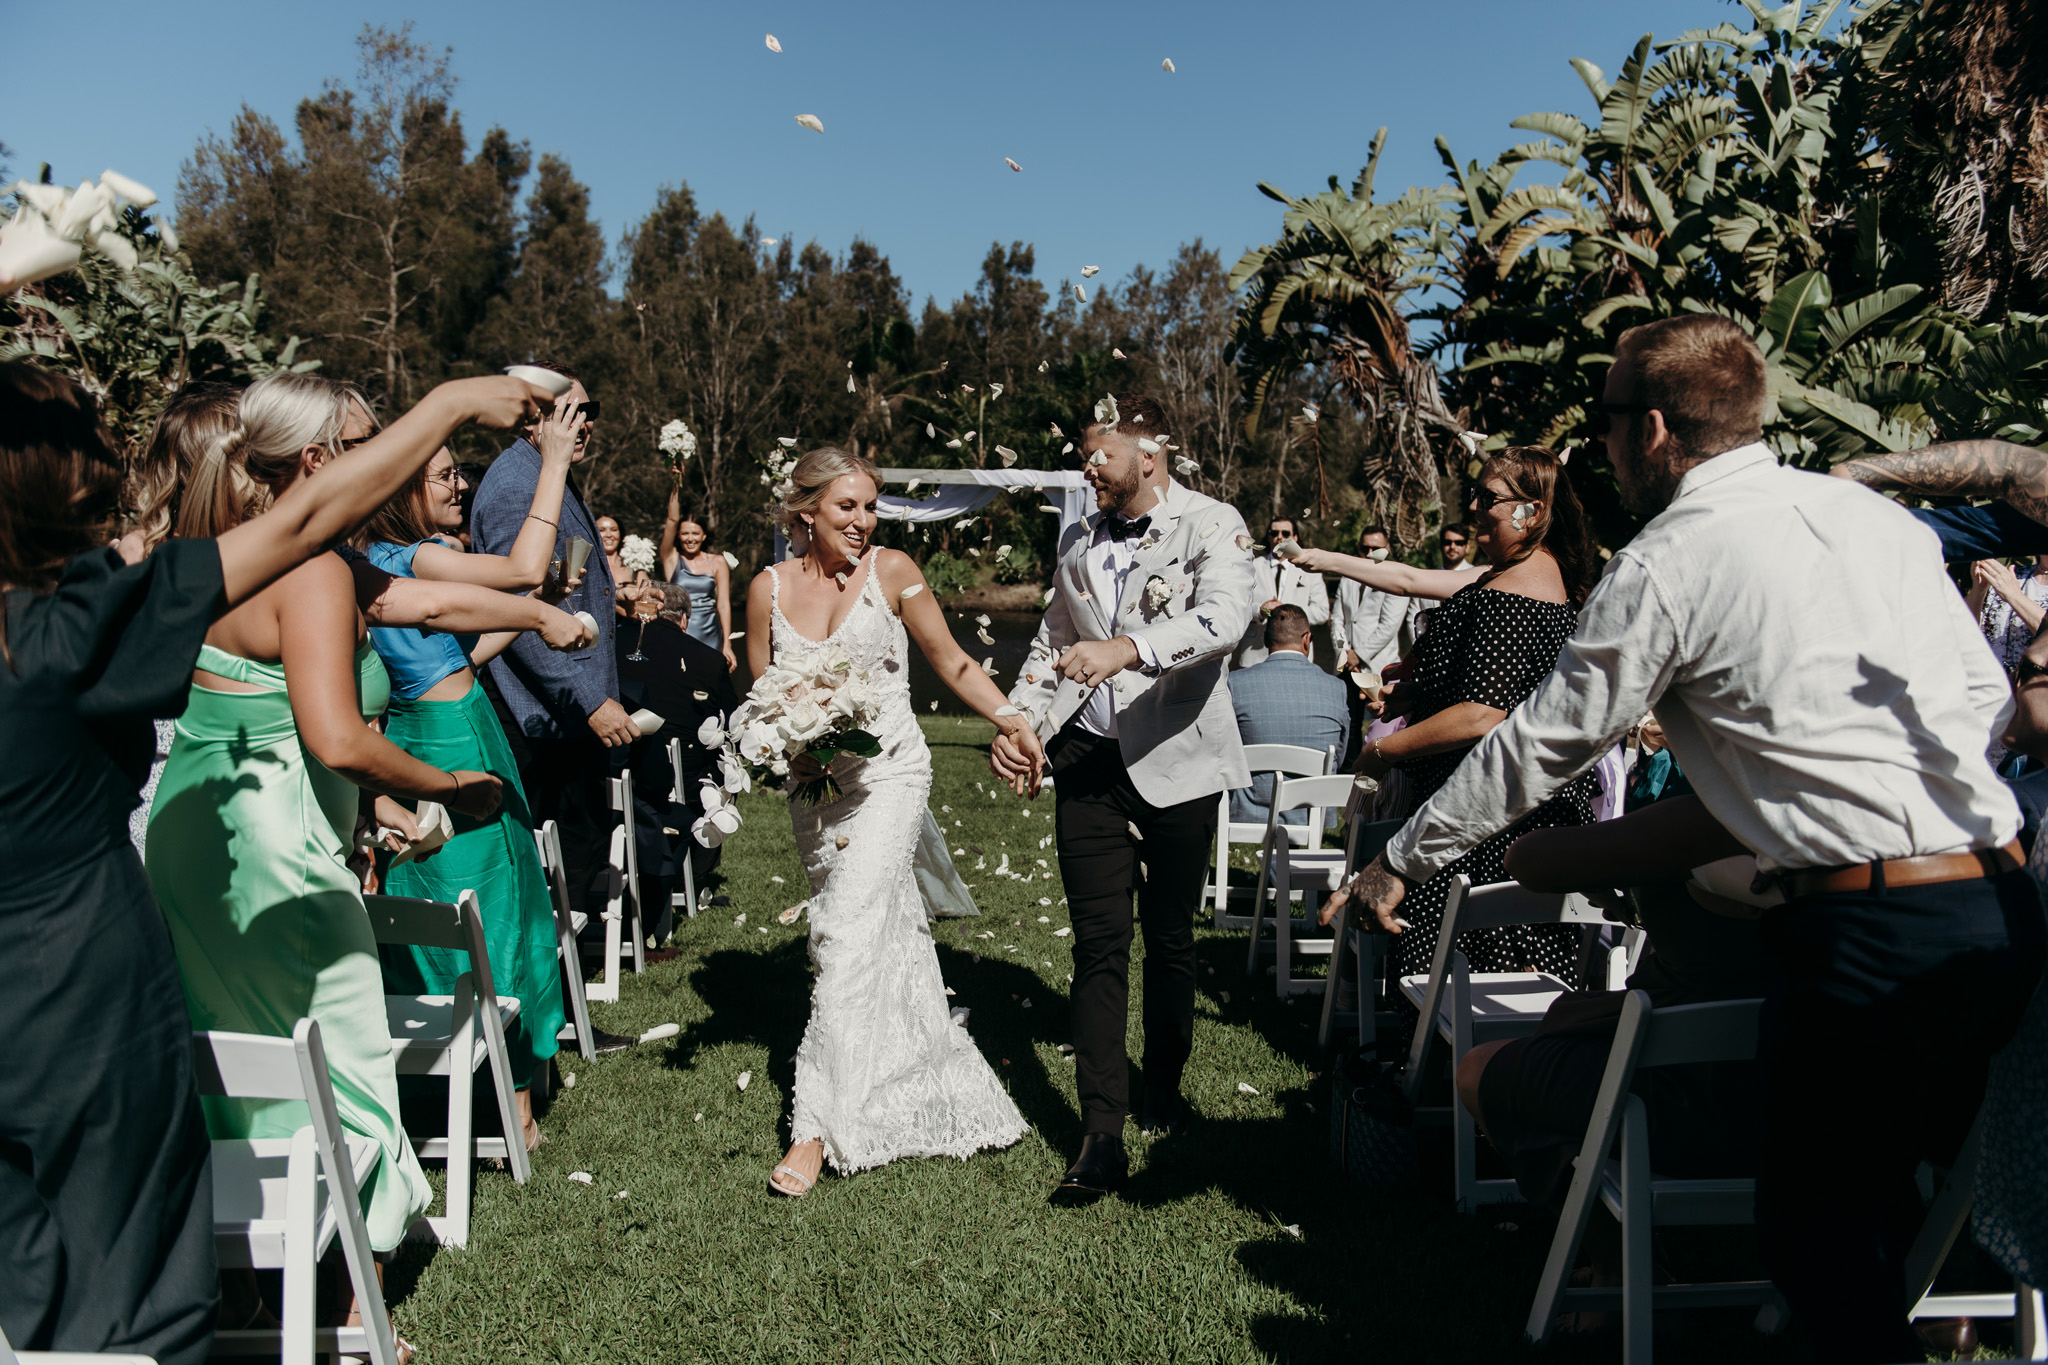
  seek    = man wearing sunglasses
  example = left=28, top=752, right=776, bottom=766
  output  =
left=1437, top=523, right=1476, bottom=572
left=1234, top=516, right=1331, bottom=669
left=472, top=361, right=635, bottom=935
left=1327, top=313, right=2039, bottom=1364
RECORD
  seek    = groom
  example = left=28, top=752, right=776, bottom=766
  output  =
left=992, top=392, right=1255, bottom=1203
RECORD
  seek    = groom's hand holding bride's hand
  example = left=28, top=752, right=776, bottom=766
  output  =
left=989, top=722, right=1046, bottom=799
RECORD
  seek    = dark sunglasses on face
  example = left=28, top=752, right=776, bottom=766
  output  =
left=1587, top=400, right=1652, bottom=439
left=1441, top=536, right=1468, bottom=548
left=570, top=399, right=601, bottom=423
left=1469, top=488, right=1517, bottom=512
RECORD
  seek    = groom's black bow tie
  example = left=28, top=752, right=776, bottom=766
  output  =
left=1102, top=514, right=1152, bottom=543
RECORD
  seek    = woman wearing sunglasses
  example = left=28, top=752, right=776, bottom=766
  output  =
left=1292, top=446, right=1605, bottom=1015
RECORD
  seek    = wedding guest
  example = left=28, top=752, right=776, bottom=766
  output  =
left=1625, top=710, right=1691, bottom=812
left=1966, top=556, right=2048, bottom=774
left=1332, top=314, right=2040, bottom=1365
left=1334, top=446, right=1605, bottom=1007
left=1440, top=522, right=1477, bottom=571
left=615, top=581, right=739, bottom=938
left=472, top=363, right=633, bottom=927
left=358, top=404, right=590, bottom=1147
left=0, top=358, right=546, bottom=1365
left=660, top=487, right=736, bottom=669
left=1227, top=605, right=1348, bottom=827
left=146, top=372, right=524, bottom=1273
left=1235, top=516, right=1330, bottom=669
left=1332, top=525, right=1416, bottom=760
left=596, top=514, right=634, bottom=617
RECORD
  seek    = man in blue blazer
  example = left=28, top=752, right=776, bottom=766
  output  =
left=1226, top=605, right=1349, bottom=826
left=472, top=363, right=634, bottom=919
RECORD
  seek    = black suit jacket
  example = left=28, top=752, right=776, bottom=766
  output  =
left=616, top=617, right=739, bottom=803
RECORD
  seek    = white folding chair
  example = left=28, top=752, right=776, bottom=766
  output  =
left=1242, top=773, right=1359, bottom=997
left=1903, top=1113, right=2048, bottom=1354
left=1317, top=818, right=1408, bottom=1048
left=1525, top=992, right=1782, bottom=1363
left=1399, top=876, right=1606, bottom=1208
left=666, top=737, right=700, bottom=921
left=0, top=1326, right=156, bottom=1364
left=0, top=1330, right=154, bottom=1365
left=608, top=774, right=647, bottom=975
left=195, top=1019, right=400, bottom=1365
left=536, top=820, right=596, bottom=1063
left=364, top=889, right=529, bottom=1249
left=1209, top=743, right=1329, bottom=930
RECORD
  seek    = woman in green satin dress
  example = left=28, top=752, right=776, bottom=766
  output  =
left=146, top=373, right=512, bottom=1255
left=356, top=408, right=582, bottom=1148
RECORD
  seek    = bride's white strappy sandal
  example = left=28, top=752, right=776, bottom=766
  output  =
left=768, top=1164, right=815, bottom=1198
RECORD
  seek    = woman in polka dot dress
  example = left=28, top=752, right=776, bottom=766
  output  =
left=1311, top=447, right=1605, bottom=1002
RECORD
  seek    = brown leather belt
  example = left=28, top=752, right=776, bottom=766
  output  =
left=1786, top=840, right=2024, bottom=898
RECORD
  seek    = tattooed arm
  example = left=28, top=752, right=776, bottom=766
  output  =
left=1833, top=439, right=2048, bottom=527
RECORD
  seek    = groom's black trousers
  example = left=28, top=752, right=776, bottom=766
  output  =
left=1049, top=724, right=1219, bottom=1137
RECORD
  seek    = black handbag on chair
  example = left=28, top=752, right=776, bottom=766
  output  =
left=1329, top=1046, right=1420, bottom=1189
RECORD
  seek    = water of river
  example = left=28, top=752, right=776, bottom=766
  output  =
left=907, top=609, right=1043, bottom=714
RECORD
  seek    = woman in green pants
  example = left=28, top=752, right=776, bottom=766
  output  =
left=358, top=400, right=582, bottom=1149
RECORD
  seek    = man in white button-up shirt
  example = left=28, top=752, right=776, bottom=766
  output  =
left=1330, top=316, right=2043, bottom=1364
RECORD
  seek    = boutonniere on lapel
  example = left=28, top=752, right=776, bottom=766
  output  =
left=1140, top=574, right=1181, bottom=619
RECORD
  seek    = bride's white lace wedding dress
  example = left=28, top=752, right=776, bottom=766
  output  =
left=771, top=560, right=1028, bottom=1174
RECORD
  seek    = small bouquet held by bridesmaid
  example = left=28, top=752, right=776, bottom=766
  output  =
left=700, top=648, right=884, bottom=808
left=658, top=419, right=696, bottom=475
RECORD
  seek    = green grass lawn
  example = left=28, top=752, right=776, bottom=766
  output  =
left=382, top=718, right=1922, bottom=1363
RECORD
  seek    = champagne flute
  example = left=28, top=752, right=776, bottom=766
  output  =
left=628, top=587, right=658, bottom=662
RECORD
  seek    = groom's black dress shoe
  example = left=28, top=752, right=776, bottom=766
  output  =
left=1139, top=1091, right=1193, bottom=1137
left=1051, top=1133, right=1127, bottom=1205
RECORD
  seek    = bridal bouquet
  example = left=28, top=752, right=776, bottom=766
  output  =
left=701, top=648, right=884, bottom=805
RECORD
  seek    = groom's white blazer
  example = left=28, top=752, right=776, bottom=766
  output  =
left=1009, top=479, right=1257, bottom=808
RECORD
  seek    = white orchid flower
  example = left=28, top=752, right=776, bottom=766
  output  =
left=698, top=715, right=727, bottom=747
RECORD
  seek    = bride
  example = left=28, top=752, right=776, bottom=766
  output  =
left=743, top=446, right=1044, bottom=1197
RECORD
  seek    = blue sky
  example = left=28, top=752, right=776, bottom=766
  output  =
left=5, top=0, right=1729, bottom=307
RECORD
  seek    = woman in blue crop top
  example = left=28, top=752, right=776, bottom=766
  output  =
left=358, top=402, right=584, bottom=1149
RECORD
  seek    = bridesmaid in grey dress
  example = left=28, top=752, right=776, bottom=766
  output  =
left=660, top=485, right=735, bottom=670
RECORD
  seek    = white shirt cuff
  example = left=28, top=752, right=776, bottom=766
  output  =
left=1128, top=632, right=1161, bottom=674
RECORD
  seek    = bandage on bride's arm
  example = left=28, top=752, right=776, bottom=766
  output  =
left=1502, top=796, right=1749, bottom=893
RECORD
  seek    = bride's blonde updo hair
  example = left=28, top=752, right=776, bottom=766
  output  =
left=773, top=445, right=879, bottom=554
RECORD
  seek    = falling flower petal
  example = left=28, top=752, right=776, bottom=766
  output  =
left=1281, top=1224, right=1302, bottom=1239
left=763, top=237, right=778, bottom=245
left=946, top=438, right=962, bottom=450
left=995, top=444, right=1018, bottom=467
left=737, top=1071, right=752, bottom=1091
left=1113, top=348, right=1128, bottom=360
left=1062, top=442, right=1075, bottom=455
left=1004, top=157, right=1023, bottom=172
left=1093, top=394, right=1120, bottom=428
left=901, top=583, right=925, bottom=599
left=1081, top=265, right=1101, bottom=278
left=766, top=33, right=783, bottom=51
left=925, top=422, right=936, bottom=437
left=846, top=373, right=857, bottom=392
left=778, top=436, right=798, bottom=447
left=638, top=1022, right=680, bottom=1043
left=795, top=114, right=825, bottom=134
left=976, top=627, right=994, bottom=645
left=990, top=383, right=1004, bottom=397
left=1073, top=284, right=1086, bottom=302
left=1176, top=456, right=1202, bottom=478
left=1162, top=57, right=1176, bottom=73
left=1301, top=404, right=1319, bottom=423
left=1135, top=437, right=1160, bottom=454
left=995, top=544, right=1012, bottom=558
left=1087, top=451, right=1108, bottom=467
left=721, top=550, right=739, bottom=569
left=1037, top=360, right=1049, bottom=373
left=929, top=700, right=940, bottom=711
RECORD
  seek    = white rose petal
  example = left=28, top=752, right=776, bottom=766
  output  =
left=568, top=1171, right=594, bottom=1185
left=1238, top=1082, right=1260, bottom=1095
left=1073, top=284, right=1086, bottom=302
left=1054, top=927, right=1071, bottom=937
left=993, top=705, right=1020, bottom=717
left=737, top=1071, right=752, bottom=1091
left=1135, top=437, right=1160, bottom=454
left=795, top=114, right=825, bottom=133
left=1114, top=348, right=1128, bottom=360
left=1161, top=57, right=1176, bottom=73
left=765, top=33, right=783, bottom=51
left=995, top=445, right=1019, bottom=467
left=1004, top=157, right=1023, bottom=172
left=1081, top=265, right=1100, bottom=278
